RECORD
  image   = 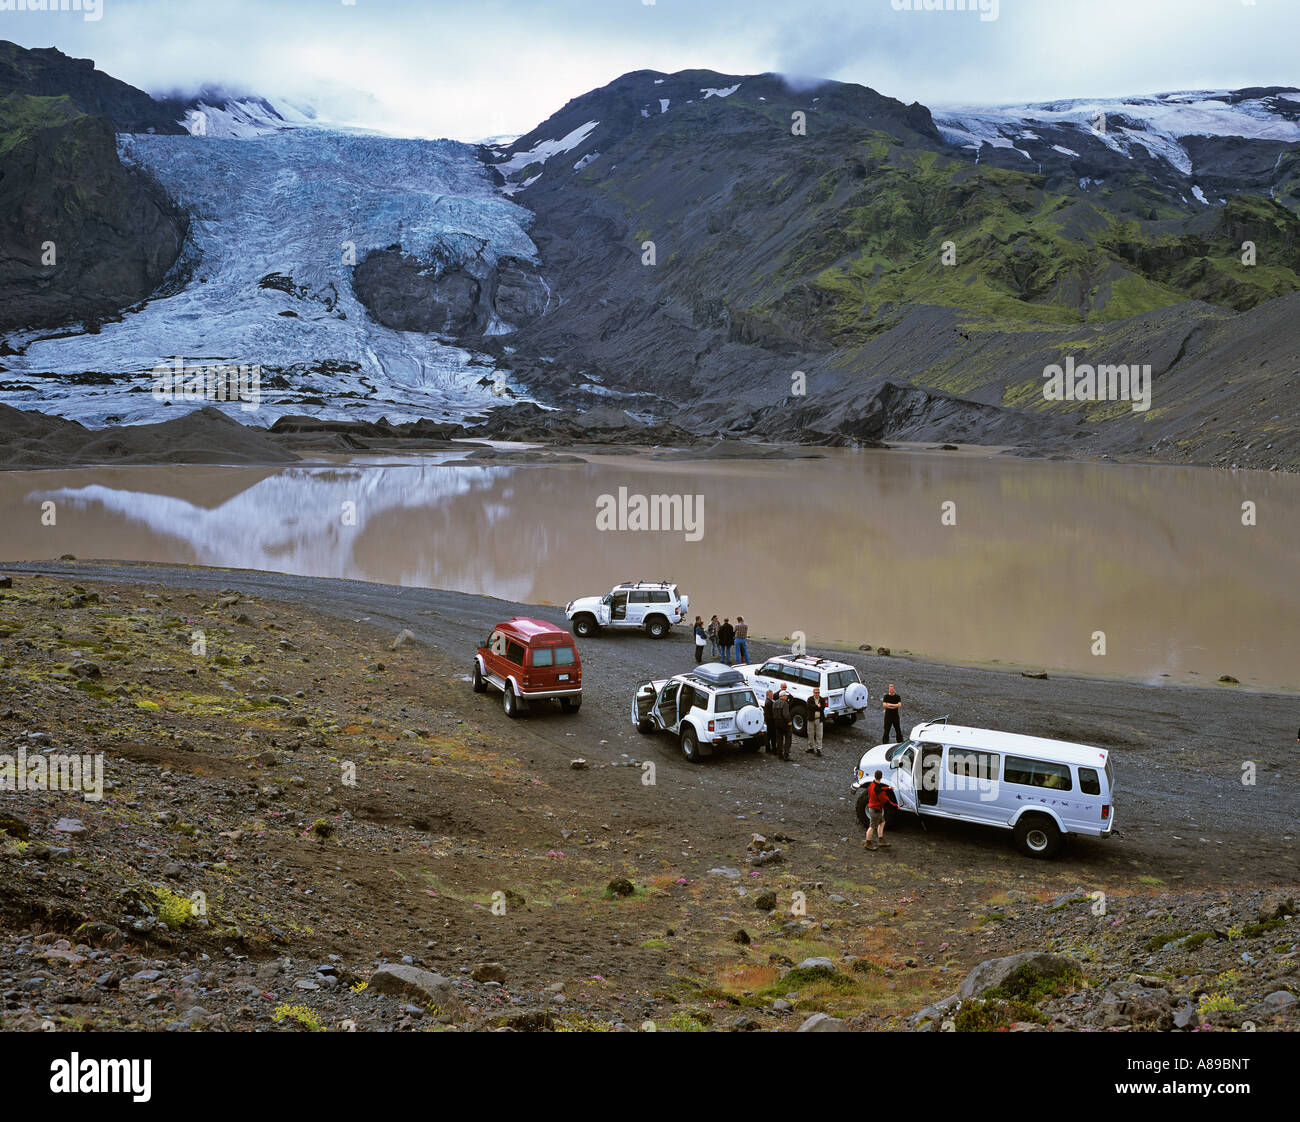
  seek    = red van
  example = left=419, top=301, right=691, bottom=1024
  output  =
left=472, top=617, right=582, bottom=718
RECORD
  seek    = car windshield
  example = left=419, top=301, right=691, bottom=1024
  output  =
left=886, top=740, right=915, bottom=763
left=827, top=669, right=860, bottom=690
left=714, top=690, right=758, bottom=713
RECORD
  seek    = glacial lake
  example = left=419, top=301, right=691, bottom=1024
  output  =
left=1, top=446, right=1296, bottom=692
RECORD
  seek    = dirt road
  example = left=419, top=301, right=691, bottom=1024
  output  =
left=8, top=559, right=1296, bottom=886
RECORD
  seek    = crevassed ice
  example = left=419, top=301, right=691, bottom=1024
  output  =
left=5, top=130, right=540, bottom=427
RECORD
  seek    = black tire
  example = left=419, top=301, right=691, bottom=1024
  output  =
left=503, top=685, right=522, bottom=719
left=471, top=662, right=487, bottom=693
left=681, top=727, right=701, bottom=763
left=740, top=738, right=761, bottom=753
left=572, top=614, right=597, bottom=638
left=561, top=697, right=581, bottom=714
left=636, top=719, right=655, bottom=735
left=844, top=713, right=859, bottom=725
left=855, top=789, right=900, bottom=829
left=646, top=616, right=669, bottom=639
left=790, top=703, right=808, bottom=738
left=1014, top=814, right=1063, bottom=859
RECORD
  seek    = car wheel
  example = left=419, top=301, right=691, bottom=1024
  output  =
left=844, top=712, right=859, bottom=725
left=572, top=614, right=597, bottom=638
left=561, top=697, right=581, bottom=714
left=681, top=727, right=701, bottom=762
left=636, top=719, right=655, bottom=735
left=646, top=616, right=668, bottom=639
left=503, top=685, right=522, bottom=719
left=1014, top=815, right=1063, bottom=859
left=790, top=703, right=808, bottom=738
left=854, top=789, right=872, bottom=829
left=740, top=738, right=761, bottom=753
left=471, top=662, right=487, bottom=693
left=856, top=790, right=902, bottom=830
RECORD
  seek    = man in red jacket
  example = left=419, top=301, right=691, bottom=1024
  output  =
left=862, top=770, right=898, bottom=851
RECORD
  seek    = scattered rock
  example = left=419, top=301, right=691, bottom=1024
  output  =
left=471, top=962, right=507, bottom=984
left=606, top=877, right=635, bottom=898
left=390, top=629, right=417, bottom=651
left=957, top=952, right=1082, bottom=1000
left=53, top=818, right=88, bottom=836
left=798, top=1012, right=848, bottom=1032
left=368, top=964, right=454, bottom=1005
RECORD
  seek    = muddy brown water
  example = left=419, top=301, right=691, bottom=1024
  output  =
left=1, top=446, right=1296, bottom=692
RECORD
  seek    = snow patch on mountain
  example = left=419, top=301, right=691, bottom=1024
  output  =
left=497, top=120, right=599, bottom=175
left=933, top=89, right=1300, bottom=181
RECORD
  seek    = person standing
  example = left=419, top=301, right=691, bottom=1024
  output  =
left=718, top=618, right=735, bottom=664
left=763, top=689, right=776, bottom=754
left=805, top=686, right=827, bottom=757
left=693, top=617, right=707, bottom=664
left=734, top=616, right=749, bottom=664
left=882, top=683, right=903, bottom=743
left=772, top=686, right=793, bottom=760
left=707, top=615, right=720, bottom=660
left=862, top=770, right=898, bottom=851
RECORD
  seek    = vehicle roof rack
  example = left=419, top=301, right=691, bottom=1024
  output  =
left=685, top=664, right=747, bottom=688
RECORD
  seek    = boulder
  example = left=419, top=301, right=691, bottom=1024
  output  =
left=798, top=1013, right=848, bottom=1032
left=957, top=952, right=1082, bottom=1000
left=368, top=964, right=454, bottom=1005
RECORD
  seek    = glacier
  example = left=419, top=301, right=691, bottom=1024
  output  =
left=2, top=121, right=541, bottom=428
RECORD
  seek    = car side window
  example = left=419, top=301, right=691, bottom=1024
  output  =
left=1078, top=767, right=1101, bottom=795
left=505, top=641, right=526, bottom=665
left=629, top=590, right=649, bottom=604
left=489, top=630, right=506, bottom=656
left=760, top=663, right=781, bottom=676
left=801, top=668, right=820, bottom=686
left=650, top=590, right=670, bottom=603
left=676, top=685, right=694, bottom=711
left=1005, top=755, right=1073, bottom=791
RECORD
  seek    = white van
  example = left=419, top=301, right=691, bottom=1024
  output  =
left=850, top=719, right=1116, bottom=858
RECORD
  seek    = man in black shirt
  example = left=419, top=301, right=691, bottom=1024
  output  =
left=772, top=688, right=793, bottom=760
left=718, top=619, right=735, bottom=664
left=763, top=690, right=776, bottom=753
left=882, top=683, right=903, bottom=743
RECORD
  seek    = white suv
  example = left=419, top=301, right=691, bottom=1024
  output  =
left=566, top=581, right=689, bottom=639
left=738, top=655, right=870, bottom=737
left=632, top=664, right=766, bottom=761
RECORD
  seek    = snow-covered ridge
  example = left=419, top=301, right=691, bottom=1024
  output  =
left=933, top=88, right=1300, bottom=179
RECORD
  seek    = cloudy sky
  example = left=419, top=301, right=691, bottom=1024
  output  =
left=4, top=0, right=1297, bottom=139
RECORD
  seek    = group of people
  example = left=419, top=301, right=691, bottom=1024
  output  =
left=692, top=614, right=749, bottom=665
left=760, top=683, right=829, bottom=760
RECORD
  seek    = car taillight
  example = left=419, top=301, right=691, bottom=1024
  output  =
left=708, top=720, right=715, bottom=733
left=1101, top=805, right=1110, bottom=819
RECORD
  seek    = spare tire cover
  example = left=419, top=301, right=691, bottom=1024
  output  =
left=736, top=705, right=764, bottom=736
left=844, top=682, right=870, bottom=711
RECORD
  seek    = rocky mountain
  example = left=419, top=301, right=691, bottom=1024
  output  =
left=0, top=43, right=188, bottom=332
left=0, top=40, right=185, bottom=134
left=466, top=70, right=1300, bottom=467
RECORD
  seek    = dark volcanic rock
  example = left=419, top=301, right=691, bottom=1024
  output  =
left=0, top=88, right=188, bottom=331
left=0, top=41, right=187, bottom=134
left=352, top=246, right=549, bottom=336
